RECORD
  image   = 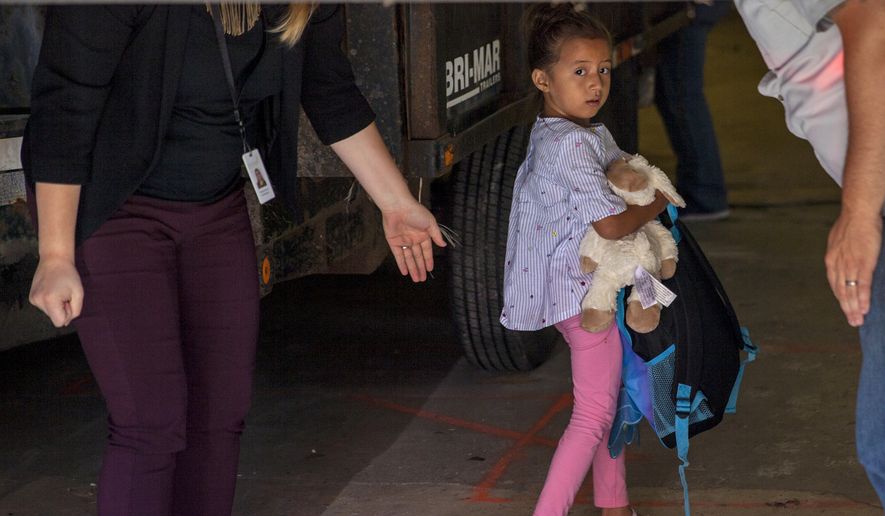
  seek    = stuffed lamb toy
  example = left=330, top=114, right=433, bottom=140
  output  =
left=578, top=155, right=685, bottom=333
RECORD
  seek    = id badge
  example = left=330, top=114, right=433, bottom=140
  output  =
left=242, top=149, right=275, bottom=204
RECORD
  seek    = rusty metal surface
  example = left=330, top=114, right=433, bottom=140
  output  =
left=0, top=105, right=45, bottom=348
left=0, top=199, right=57, bottom=351
left=0, top=6, right=41, bottom=111
left=405, top=3, right=444, bottom=140
left=295, top=110, right=350, bottom=179
left=0, top=117, right=46, bottom=348
left=347, top=3, right=404, bottom=162
left=1, top=131, right=26, bottom=208
left=0, top=171, right=25, bottom=208
left=0, top=119, right=33, bottom=269
left=0, top=201, right=35, bottom=267
left=406, top=94, right=537, bottom=178
left=0, top=116, right=28, bottom=139
left=259, top=180, right=387, bottom=288
left=296, top=4, right=404, bottom=178
left=256, top=3, right=402, bottom=290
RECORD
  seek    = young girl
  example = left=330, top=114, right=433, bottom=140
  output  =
left=501, top=4, right=669, bottom=515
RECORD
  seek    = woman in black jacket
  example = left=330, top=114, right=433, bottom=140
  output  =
left=24, top=5, right=445, bottom=515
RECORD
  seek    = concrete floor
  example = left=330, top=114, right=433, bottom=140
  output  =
left=1, top=11, right=882, bottom=516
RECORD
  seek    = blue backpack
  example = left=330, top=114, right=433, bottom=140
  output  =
left=608, top=207, right=758, bottom=516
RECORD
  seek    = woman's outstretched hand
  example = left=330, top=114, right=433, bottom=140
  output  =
left=328, top=123, right=447, bottom=281
left=381, top=200, right=447, bottom=282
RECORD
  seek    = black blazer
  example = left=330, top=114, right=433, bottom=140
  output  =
left=22, top=4, right=375, bottom=245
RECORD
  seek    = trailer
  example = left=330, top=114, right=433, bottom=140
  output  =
left=0, top=2, right=689, bottom=370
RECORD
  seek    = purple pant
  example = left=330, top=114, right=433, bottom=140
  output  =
left=72, top=189, right=259, bottom=516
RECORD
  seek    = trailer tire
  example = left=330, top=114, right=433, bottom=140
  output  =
left=449, top=125, right=558, bottom=372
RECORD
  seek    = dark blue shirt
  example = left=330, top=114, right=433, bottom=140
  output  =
left=137, top=7, right=280, bottom=202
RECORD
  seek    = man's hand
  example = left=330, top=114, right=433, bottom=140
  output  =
left=825, top=212, right=881, bottom=327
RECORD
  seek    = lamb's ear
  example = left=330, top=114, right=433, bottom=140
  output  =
left=658, top=186, right=686, bottom=208
left=649, top=167, right=685, bottom=206
left=631, top=155, right=686, bottom=207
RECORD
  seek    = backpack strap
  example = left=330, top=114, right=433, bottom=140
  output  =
left=675, top=383, right=692, bottom=516
left=664, top=204, right=682, bottom=243
left=725, top=327, right=758, bottom=414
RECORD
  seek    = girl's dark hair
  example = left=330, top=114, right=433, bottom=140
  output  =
left=523, top=3, right=612, bottom=71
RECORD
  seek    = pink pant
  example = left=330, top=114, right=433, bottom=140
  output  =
left=534, top=316, right=628, bottom=515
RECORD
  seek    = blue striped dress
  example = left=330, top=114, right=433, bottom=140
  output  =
left=500, top=116, right=627, bottom=331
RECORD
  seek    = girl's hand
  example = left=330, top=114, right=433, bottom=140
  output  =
left=651, top=190, right=670, bottom=215
left=29, top=256, right=84, bottom=327
left=592, top=191, right=669, bottom=241
left=381, top=200, right=447, bottom=282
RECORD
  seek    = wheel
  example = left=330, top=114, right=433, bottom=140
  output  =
left=448, top=125, right=558, bottom=372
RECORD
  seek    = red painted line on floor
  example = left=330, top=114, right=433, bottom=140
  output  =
left=469, top=393, right=574, bottom=503
left=353, top=394, right=560, bottom=447
left=354, top=394, right=655, bottom=461
left=355, top=385, right=877, bottom=511
left=355, top=392, right=654, bottom=505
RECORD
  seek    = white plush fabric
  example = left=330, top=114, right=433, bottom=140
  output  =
left=578, top=155, right=685, bottom=314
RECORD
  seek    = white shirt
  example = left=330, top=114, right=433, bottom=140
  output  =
left=500, top=117, right=626, bottom=331
left=734, top=0, right=847, bottom=184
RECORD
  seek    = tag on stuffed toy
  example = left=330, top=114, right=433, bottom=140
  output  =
left=634, top=266, right=677, bottom=309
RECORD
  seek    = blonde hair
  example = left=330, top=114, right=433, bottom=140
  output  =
left=271, top=3, right=317, bottom=46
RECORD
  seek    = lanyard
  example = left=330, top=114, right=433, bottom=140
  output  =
left=209, top=3, right=250, bottom=153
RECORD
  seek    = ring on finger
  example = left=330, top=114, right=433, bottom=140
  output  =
left=845, top=279, right=859, bottom=287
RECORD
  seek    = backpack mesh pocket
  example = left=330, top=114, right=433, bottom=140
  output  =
left=646, top=346, right=714, bottom=440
